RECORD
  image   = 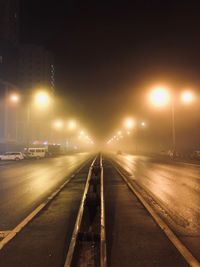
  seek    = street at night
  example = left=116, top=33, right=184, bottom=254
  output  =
left=0, top=153, right=91, bottom=230
left=1, top=0, right=200, bottom=266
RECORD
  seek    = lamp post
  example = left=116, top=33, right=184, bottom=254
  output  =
left=149, top=86, right=195, bottom=152
left=26, top=90, right=51, bottom=148
left=171, top=96, right=176, bottom=151
left=0, top=79, right=20, bottom=142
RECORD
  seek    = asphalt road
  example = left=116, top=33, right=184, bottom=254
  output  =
left=104, top=161, right=189, bottom=267
left=0, top=162, right=92, bottom=267
left=0, top=153, right=91, bottom=231
left=110, top=153, right=200, bottom=261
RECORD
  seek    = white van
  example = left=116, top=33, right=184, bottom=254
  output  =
left=25, top=148, right=47, bottom=159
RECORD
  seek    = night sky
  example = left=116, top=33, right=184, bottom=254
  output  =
left=20, top=0, right=200, bottom=144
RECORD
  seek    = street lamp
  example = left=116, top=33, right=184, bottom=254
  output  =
left=181, top=90, right=195, bottom=104
left=53, top=119, right=64, bottom=130
left=67, top=119, right=77, bottom=131
left=34, top=90, right=51, bottom=108
left=149, top=86, right=171, bottom=107
left=26, top=90, right=52, bottom=148
left=123, top=117, right=135, bottom=130
left=140, top=121, right=146, bottom=128
left=117, top=130, right=122, bottom=136
left=149, top=86, right=195, bottom=152
left=9, top=93, right=20, bottom=103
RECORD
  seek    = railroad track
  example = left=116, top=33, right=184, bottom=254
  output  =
left=64, top=155, right=106, bottom=267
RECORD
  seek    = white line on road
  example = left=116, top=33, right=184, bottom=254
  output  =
left=0, top=231, right=11, bottom=239
left=0, top=158, right=92, bottom=250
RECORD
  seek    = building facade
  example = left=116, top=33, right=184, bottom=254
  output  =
left=18, top=44, right=55, bottom=93
left=0, top=0, right=20, bottom=44
left=0, top=1, right=55, bottom=148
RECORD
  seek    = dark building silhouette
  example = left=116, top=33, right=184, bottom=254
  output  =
left=0, top=0, right=20, bottom=84
left=18, top=44, right=55, bottom=93
left=0, top=0, right=20, bottom=44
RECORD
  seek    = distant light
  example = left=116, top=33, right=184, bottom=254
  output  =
left=181, top=90, right=195, bottom=104
left=34, top=91, right=50, bottom=107
left=53, top=119, right=64, bottom=130
left=124, top=117, right=135, bottom=129
left=10, top=93, right=20, bottom=103
left=67, top=119, right=77, bottom=130
left=117, top=130, right=122, bottom=136
left=80, top=130, right=85, bottom=136
left=127, top=131, right=131, bottom=135
left=149, top=86, right=170, bottom=107
left=141, top=121, right=146, bottom=128
left=43, top=141, right=48, bottom=145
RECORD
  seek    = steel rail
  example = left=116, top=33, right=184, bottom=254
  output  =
left=100, top=155, right=107, bottom=267
left=64, top=156, right=97, bottom=267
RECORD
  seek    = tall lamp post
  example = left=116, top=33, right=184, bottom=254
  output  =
left=149, top=86, right=195, bottom=152
left=26, top=90, right=51, bottom=148
left=0, top=79, right=20, bottom=142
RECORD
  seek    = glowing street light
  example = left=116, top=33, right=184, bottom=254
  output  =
left=181, top=90, right=195, bottom=104
left=149, top=86, right=171, bottom=107
left=117, top=130, right=122, bottom=136
left=34, top=90, right=51, bottom=107
left=149, top=85, right=196, bottom=152
left=53, top=119, right=64, bottom=130
left=79, top=130, right=85, bottom=136
left=140, top=121, right=146, bottom=128
left=67, top=119, right=77, bottom=130
left=123, top=117, right=135, bottom=130
left=9, top=93, right=20, bottom=103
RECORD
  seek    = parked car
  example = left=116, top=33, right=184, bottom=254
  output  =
left=190, top=150, right=200, bottom=160
left=168, top=150, right=180, bottom=159
left=0, top=152, right=24, bottom=161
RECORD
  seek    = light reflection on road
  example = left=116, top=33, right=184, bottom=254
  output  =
left=112, top=153, right=200, bottom=235
left=0, top=153, right=91, bottom=230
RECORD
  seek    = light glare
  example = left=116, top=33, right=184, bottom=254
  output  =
left=67, top=119, right=77, bottom=130
left=10, top=93, right=20, bottom=103
left=181, top=90, right=195, bottom=104
left=124, top=117, right=135, bottom=129
left=53, top=119, right=64, bottom=130
left=149, top=86, right=170, bottom=107
left=34, top=91, right=50, bottom=107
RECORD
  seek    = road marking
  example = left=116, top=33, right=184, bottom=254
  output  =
left=0, top=204, right=45, bottom=249
left=113, top=163, right=200, bottom=267
left=0, top=231, right=11, bottom=239
left=0, top=157, right=93, bottom=250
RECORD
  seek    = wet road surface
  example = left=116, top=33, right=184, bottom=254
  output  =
left=104, top=160, right=189, bottom=267
left=0, top=153, right=91, bottom=230
left=110, top=153, right=200, bottom=261
left=0, top=162, right=92, bottom=267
